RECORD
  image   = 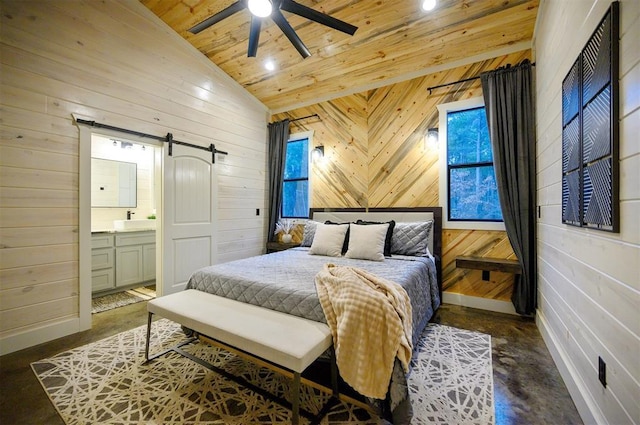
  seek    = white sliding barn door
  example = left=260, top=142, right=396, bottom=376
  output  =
left=162, top=144, right=217, bottom=295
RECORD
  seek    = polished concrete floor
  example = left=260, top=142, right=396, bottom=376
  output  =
left=431, top=305, right=583, bottom=425
left=0, top=302, right=583, bottom=425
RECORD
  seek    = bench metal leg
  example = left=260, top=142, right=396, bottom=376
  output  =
left=142, top=318, right=334, bottom=424
left=145, top=312, right=153, bottom=362
left=144, top=312, right=197, bottom=365
left=330, top=346, right=339, bottom=397
left=291, top=372, right=301, bottom=425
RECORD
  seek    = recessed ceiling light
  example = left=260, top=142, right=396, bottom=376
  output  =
left=422, top=0, right=436, bottom=12
left=264, top=60, right=275, bottom=71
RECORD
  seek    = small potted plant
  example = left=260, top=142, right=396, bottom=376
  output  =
left=274, top=219, right=295, bottom=243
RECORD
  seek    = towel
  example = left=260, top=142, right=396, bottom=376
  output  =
left=314, top=263, right=413, bottom=399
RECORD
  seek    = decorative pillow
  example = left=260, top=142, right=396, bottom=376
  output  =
left=355, top=219, right=396, bottom=256
left=308, top=223, right=349, bottom=257
left=345, top=223, right=389, bottom=261
left=300, top=220, right=320, bottom=247
left=324, top=220, right=350, bottom=254
left=391, top=221, right=433, bottom=257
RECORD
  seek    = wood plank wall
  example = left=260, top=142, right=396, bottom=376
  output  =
left=0, top=0, right=268, bottom=354
left=274, top=50, right=531, bottom=302
left=535, top=1, right=639, bottom=423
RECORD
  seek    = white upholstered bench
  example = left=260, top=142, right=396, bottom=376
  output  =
left=144, top=289, right=337, bottom=425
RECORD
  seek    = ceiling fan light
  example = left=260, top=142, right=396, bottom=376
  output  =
left=421, top=0, right=436, bottom=11
left=248, top=0, right=272, bottom=18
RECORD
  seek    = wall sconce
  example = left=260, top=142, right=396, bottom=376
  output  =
left=312, top=145, right=324, bottom=162
left=425, top=128, right=439, bottom=150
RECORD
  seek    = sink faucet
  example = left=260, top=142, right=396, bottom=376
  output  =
left=126, top=210, right=135, bottom=220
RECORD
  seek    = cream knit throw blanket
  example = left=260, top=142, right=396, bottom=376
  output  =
left=315, top=263, right=413, bottom=400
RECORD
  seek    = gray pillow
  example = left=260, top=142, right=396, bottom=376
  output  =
left=390, top=221, right=433, bottom=256
left=300, top=220, right=320, bottom=247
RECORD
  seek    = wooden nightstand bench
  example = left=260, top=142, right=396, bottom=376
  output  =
left=455, top=256, right=522, bottom=281
left=266, top=241, right=301, bottom=253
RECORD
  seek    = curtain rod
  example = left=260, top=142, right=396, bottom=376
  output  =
left=75, top=118, right=228, bottom=163
left=427, top=62, right=536, bottom=94
left=290, top=113, right=320, bottom=123
left=427, top=75, right=481, bottom=94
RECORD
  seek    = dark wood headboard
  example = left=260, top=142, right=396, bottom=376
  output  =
left=309, top=207, right=443, bottom=299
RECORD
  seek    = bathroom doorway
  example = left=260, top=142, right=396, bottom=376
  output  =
left=89, top=133, right=161, bottom=314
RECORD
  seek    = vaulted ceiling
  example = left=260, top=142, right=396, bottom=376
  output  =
left=142, top=0, right=539, bottom=112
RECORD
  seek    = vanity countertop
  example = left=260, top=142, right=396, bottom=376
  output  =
left=92, top=228, right=156, bottom=234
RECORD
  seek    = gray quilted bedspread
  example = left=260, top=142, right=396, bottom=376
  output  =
left=186, top=247, right=440, bottom=344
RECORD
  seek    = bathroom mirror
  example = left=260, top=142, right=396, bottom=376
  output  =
left=91, top=158, right=137, bottom=207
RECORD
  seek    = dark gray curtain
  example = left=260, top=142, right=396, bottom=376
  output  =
left=480, top=60, right=537, bottom=315
left=267, top=119, right=290, bottom=242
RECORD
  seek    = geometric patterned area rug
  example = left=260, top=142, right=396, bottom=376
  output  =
left=91, top=285, right=156, bottom=314
left=408, top=325, right=494, bottom=424
left=31, top=319, right=493, bottom=424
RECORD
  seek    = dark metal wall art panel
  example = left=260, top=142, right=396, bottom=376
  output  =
left=562, top=58, right=581, bottom=126
left=562, top=117, right=581, bottom=173
left=560, top=1, right=619, bottom=232
left=583, top=85, right=612, bottom=163
left=582, top=13, right=612, bottom=105
left=583, top=158, right=613, bottom=228
left=562, top=171, right=581, bottom=225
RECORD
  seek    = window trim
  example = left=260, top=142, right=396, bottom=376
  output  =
left=281, top=130, right=313, bottom=219
left=437, top=97, right=505, bottom=231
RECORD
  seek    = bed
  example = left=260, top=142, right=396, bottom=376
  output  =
left=185, top=207, right=442, bottom=421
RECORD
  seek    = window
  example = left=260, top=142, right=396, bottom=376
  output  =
left=281, top=132, right=312, bottom=218
left=438, top=98, right=504, bottom=230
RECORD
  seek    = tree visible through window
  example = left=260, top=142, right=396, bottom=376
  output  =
left=282, top=137, right=309, bottom=218
left=447, top=106, right=503, bottom=221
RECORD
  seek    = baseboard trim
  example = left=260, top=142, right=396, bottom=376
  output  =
left=0, top=318, right=80, bottom=356
left=536, top=310, right=599, bottom=425
left=442, top=292, right=518, bottom=315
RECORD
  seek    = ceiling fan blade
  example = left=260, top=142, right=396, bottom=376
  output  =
left=188, top=1, right=246, bottom=34
left=280, top=0, right=357, bottom=35
left=271, top=9, right=311, bottom=58
left=248, top=16, right=262, bottom=57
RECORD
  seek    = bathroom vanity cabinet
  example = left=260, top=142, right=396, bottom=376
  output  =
left=91, top=230, right=156, bottom=294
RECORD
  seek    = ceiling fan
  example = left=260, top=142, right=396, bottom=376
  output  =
left=188, top=0, right=358, bottom=59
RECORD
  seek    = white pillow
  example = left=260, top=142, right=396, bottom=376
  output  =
left=345, top=223, right=389, bottom=261
left=308, top=223, right=349, bottom=257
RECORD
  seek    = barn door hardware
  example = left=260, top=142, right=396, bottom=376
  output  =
left=209, top=144, right=228, bottom=164
left=75, top=118, right=228, bottom=164
left=164, top=134, right=227, bottom=164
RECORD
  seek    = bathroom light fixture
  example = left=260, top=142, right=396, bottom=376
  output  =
left=120, top=141, right=133, bottom=149
left=422, top=0, right=437, bottom=12
left=248, top=0, right=272, bottom=17
left=425, top=128, right=439, bottom=150
left=312, top=145, right=324, bottom=162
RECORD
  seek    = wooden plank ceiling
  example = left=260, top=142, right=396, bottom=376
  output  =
left=142, top=0, right=539, bottom=112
